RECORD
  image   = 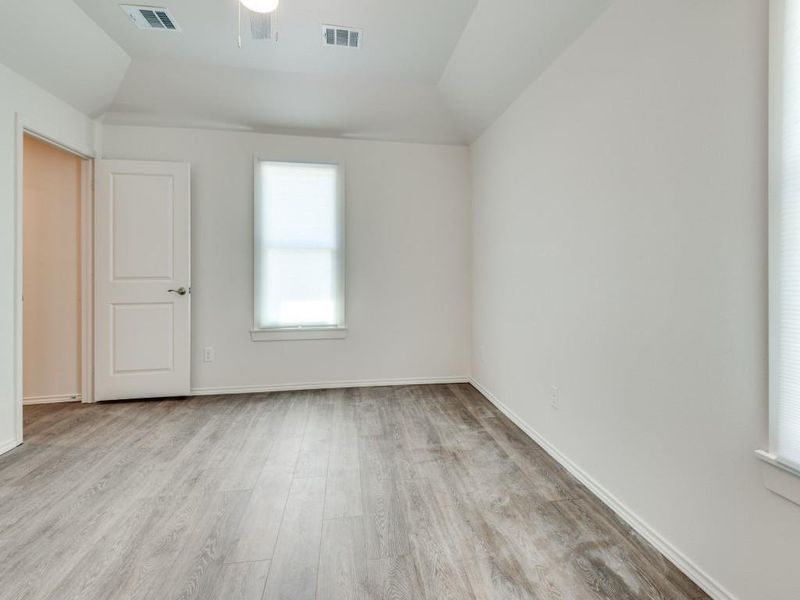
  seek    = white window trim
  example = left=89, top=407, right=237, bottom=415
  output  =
left=250, top=326, right=348, bottom=342
left=760, top=0, right=800, bottom=506
left=251, top=157, right=347, bottom=342
left=756, top=451, right=800, bottom=507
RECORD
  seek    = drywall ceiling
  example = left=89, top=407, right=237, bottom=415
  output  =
left=73, top=0, right=477, bottom=82
left=439, top=0, right=613, bottom=141
left=0, top=0, right=612, bottom=143
left=102, top=59, right=464, bottom=144
left=0, top=0, right=130, bottom=117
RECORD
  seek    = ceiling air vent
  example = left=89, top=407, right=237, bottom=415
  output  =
left=120, top=5, right=181, bottom=32
left=322, top=25, right=361, bottom=49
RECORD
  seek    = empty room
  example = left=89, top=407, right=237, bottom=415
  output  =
left=1, top=1, right=799, bottom=599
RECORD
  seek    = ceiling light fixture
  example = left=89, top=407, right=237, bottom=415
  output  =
left=240, top=0, right=279, bottom=14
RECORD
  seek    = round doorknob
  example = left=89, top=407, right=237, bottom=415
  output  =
left=168, top=287, right=187, bottom=296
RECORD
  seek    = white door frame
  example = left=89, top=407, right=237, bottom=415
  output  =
left=13, top=113, right=95, bottom=447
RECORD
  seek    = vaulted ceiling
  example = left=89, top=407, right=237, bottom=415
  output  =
left=0, top=0, right=612, bottom=144
left=0, top=0, right=130, bottom=116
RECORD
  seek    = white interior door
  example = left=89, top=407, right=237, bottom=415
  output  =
left=94, top=160, right=191, bottom=401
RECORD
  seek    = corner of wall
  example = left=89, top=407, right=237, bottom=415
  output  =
left=93, top=118, right=104, bottom=158
left=0, top=438, right=21, bottom=457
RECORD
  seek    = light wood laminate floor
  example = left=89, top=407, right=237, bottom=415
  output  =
left=0, top=384, right=708, bottom=600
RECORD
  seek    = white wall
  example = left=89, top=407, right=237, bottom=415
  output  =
left=471, top=1, right=799, bottom=599
left=102, top=125, right=471, bottom=392
left=0, top=63, right=96, bottom=453
left=23, top=134, right=83, bottom=402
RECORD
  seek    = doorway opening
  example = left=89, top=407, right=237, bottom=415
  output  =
left=20, top=132, right=93, bottom=439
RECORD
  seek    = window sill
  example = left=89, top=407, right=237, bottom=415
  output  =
left=250, top=326, right=348, bottom=342
left=755, top=450, right=800, bottom=507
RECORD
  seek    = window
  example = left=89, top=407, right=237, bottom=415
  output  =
left=252, top=160, right=345, bottom=341
left=762, top=0, right=800, bottom=504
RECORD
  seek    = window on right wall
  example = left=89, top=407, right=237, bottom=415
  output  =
left=762, top=0, right=800, bottom=503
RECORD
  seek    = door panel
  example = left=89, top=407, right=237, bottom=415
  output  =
left=111, top=303, right=174, bottom=373
left=112, top=174, right=175, bottom=280
left=95, top=160, right=190, bottom=401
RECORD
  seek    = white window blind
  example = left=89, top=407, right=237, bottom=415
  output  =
left=771, top=0, right=800, bottom=471
left=254, top=160, right=345, bottom=331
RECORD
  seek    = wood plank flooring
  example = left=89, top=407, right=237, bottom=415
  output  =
left=0, top=384, right=709, bottom=600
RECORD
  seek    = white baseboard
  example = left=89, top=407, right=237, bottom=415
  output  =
left=191, top=375, right=470, bottom=396
left=23, top=394, right=81, bottom=405
left=0, top=438, right=21, bottom=456
left=468, top=378, right=737, bottom=600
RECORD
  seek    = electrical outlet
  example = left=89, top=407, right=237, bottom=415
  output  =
left=203, top=347, right=214, bottom=363
left=550, top=385, right=559, bottom=410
